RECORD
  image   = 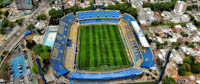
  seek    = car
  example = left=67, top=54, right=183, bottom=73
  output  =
left=20, top=80, right=24, bottom=83
left=10, top=82, right=14, bottom=84
left=19, top=70, right=23, bottom=73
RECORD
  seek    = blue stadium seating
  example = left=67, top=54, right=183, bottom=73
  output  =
left=79, top=19, right=119, bottom=24
left=123, top=14, right=154, bottom=68
left=141, top=48, right=154, bottom=68
left=77, top=11, right=120, bottom=20
left=122, top=13, right=136, bottom=24
left=68, top=68, right=143, bottom=80
left=50, top=13, right=75, bottom=76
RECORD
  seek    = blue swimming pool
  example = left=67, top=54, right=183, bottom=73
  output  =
left=43, top=26, right=59, bottom=48
left=10, top=56, right=26, bottom=78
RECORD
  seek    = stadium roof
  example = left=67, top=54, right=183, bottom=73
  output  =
left=131, top=21, right=150, bottom=47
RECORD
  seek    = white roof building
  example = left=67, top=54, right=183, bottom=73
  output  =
left=156, top=37, right=164, bottom=44
left=186, top=23, right=197, bottom=31
left=171, top=49, right=183, bottom=64
left=157, top=49, right=183, bottom=64
left=174, top=1, right=187, bottom=15
left=138, top=8, right=158, bottom=25
left=191, top=35, right=200, bottom=42
left=161, top=11, right=173, bottom=21
left=35, top=21, right=46, bottom=30
left=169, top=34, right=177, bottom=42
left=131, top=21, right=150, bottom=47
left=181, top=46, right=197, bottom=56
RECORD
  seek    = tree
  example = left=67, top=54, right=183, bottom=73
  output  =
left=4, top=11, right=9, bottom=17
left=37, top=14, right=47, bottom=20
left=151, top=21, right=160, bottom=26
left=189, top=56, right=195, bottom=65
left=183, top=57, right=192, bottom=64
left=0, top=10, right=3, bottom=15
left=16, top=18, right=24, bottom=26
left=162, top=77, right=176, bottom=84
left=8, top=22, right=16, bottom=28
left=48, top=9, right=63, bottom=19
left=40, top=52, right=50, bottom=60
left=26, top=40, right=36, bottom=49
left=33, top=44, right=43, bottom=55
left=188, top=43, right=195, bottom=48
left=127, top=7, right=137, bottom=18
left=27, top=23, right=35, bottom=31
left=42, top=45, right=51, bottom=52
left=0, top=28, right=5, bottom=34
left=105, top=2, right=138, bottom=18
left=191, top=62, right=200, bottom=74
left=178, top=66, right=186, bottom=76
left=32, top=62, right=39, bottom=74
left=2, top=18, right=9, bottom=28
left=143, top=1, right=176, bottom=12
left=156, top=42, right=161, bottom=46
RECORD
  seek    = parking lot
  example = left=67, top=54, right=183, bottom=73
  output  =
left=9, top=41, right=34, bottom=84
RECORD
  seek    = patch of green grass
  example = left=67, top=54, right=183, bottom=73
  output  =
left=78, top=24, right=131, bottom=71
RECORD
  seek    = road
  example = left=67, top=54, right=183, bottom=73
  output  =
left=0, top=2, right=50, bottom=67
left=0, top=2, right=50, bottom=66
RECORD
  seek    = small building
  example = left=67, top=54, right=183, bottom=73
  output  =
left=138, top=8, right=159, bottom=25
left=173, top=1, right=187, bottom=15
left=186, top=23, right=197, bottom=31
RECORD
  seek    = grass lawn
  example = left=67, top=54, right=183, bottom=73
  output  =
left=78, top=24, right=131, bottom=71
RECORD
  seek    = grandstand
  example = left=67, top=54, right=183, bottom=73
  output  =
left=122, top=13, right=154, bottom=68
left=77, top=10, right=120, bottom=24
left=50, top=11, right=155, bottom=81
left=50, top=13, right=75, bottom=76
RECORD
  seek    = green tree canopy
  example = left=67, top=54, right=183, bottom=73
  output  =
left=40, top=52, right=50, bottom=60
left=162, top=77, right=176, bottom=84
left=37, top=14, right=47, bottom=20
left=42, top=45, right=51, bottom=52
left=26, top=40, right=36, bottom=49
left=32, top=62, right=39, bottom=74
left=27, top=23, right=35, bottom=31
left=2, top=18, right=9, bottom=28
left=8, top=22, right=16, bottom=28
left=106, top=2, right=138, bottom=18
left=48, top=9, right=63, bottom=19
left=33, top=44, right=43, bottom=55
left=143, top=1, right=176, bottom=12
left=183, top=57, right=192, bottom=64
left=191, top=62, right=200, bottom=74
left=16, top=18, right=24, bottom=26
left=178, top=66, right=186, bottom=76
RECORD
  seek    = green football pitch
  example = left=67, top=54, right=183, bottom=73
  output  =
left=78, top=24, right=131, bottom=71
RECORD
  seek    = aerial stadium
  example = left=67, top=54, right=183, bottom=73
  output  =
left=50, top=10, right=156, bottom=83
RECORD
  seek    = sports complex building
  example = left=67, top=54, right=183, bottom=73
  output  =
left=50, top=10, right=156, bottom=83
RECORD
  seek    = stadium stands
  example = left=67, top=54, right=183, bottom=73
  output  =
left=77, top=11, right=120, bottom=24
left=122, top=13, right=136, bottom=24
left=50, top=13, right=75, bottom=76
left=77, top=11, right=120, bottom=20
left=141, top=48, right=154, bottom=68
left=68, top=68, right=143, bottom=80
left=79, top=19, right=119, bottom=24
left=122, top=14, right=154, bottom=68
